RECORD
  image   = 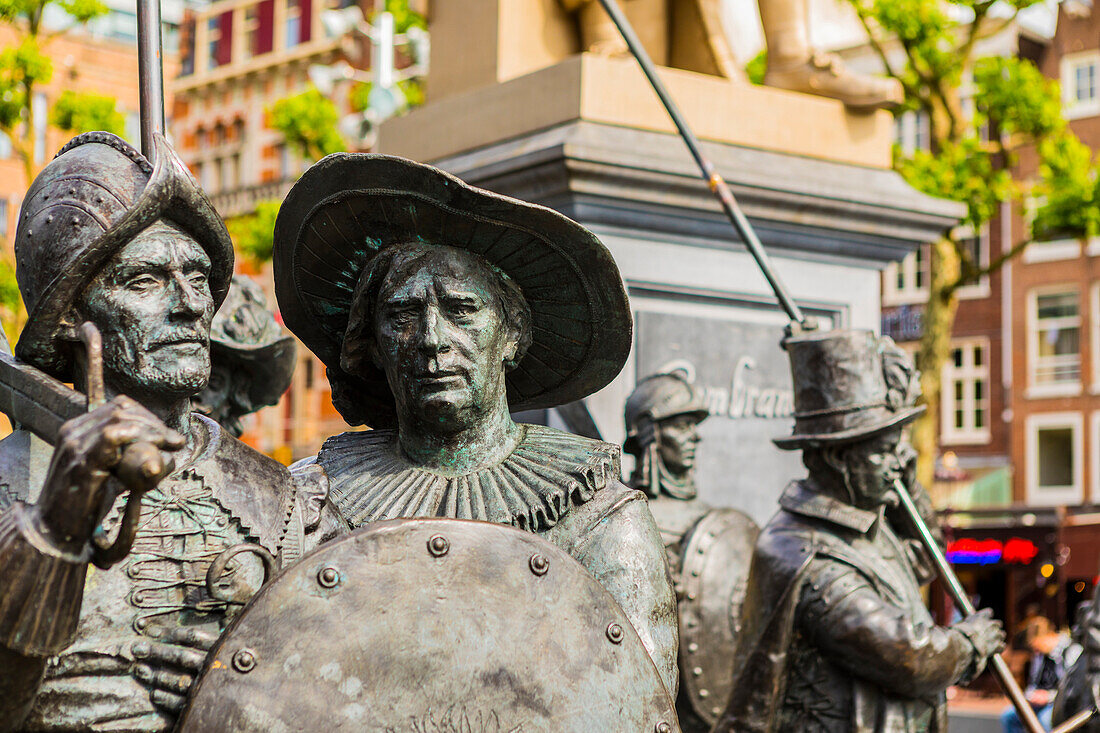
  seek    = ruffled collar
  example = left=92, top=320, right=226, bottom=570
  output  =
left=317, top=424, right=621, bottom=532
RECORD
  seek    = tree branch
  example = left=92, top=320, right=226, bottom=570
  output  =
left=975, top=236, right=1031, bottom=280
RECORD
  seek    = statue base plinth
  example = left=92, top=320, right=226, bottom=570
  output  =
left=380, top=53, right=894, bottom=168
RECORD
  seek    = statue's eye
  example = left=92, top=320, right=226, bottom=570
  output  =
left=188, top=272, right=208, bottom=288
left=126, top=275, right=159, bottom=291
left=447, top=301, right=479, bottom=318
left=387, top=307, right=417, bottom=326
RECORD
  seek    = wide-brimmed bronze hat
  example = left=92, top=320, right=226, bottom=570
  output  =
left=210, top=275, right=297, bottom=409
left=273, top=153, right=633, bottom=427
left=774, top=329, right=924, bottom=450
left=14, top=132, right=233, bottom=381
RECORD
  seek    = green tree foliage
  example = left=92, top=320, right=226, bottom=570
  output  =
left=0, top=0, right=113, bottom=331
left=49, top=89, right=125, bottom=136
left=846, top=0, right=1093, bottom=488
left=378, top=0, right=426, bottom=34
left=267, top=87, right=347, bottom=162
left=227, top=199, right=281, bottom=267
left=745, top=50, right=767, bottom=86
left=0, top=0, right=111, bottom=181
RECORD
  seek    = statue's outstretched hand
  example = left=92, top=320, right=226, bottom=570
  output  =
left=36, top=395, right=184, bottom=556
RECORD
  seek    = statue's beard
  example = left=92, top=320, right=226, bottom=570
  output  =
left=102, top=333, right=211, bottom=402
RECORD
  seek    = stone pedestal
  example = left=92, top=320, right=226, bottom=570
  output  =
left=378, top=53, right=961, bottom=523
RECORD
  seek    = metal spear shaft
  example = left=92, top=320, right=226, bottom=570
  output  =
left=892, top=480, right=1049, bottom=733
left=136, top=0, right=165, bottom=163
left=594, top=0, right=806, bottom=326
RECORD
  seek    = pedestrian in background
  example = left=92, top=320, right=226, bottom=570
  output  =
left=1002, top=617, right=1082, bottom=732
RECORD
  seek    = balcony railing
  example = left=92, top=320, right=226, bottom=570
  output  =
left=209, top=178, right=295, bottom=218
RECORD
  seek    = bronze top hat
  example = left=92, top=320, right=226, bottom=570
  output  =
left=14, top=132, right=233, bottom=381
left=773, top=329, right=924, bottom=450
left=273, top=153, right=633, bottom=428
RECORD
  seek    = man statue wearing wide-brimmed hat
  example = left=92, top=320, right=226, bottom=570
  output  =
left=0, top=133, right=342, bottom=732
left=274, top=153, right=678, bottom=694
left=624, top=371, right=759, bottom=730
left=713, top=330, right=1005, bottom=733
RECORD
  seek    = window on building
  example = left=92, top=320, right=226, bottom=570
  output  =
left=0, top=198, right=9, bottom=239
left=955, top=224, right=990, bottom=299
left=33, top=92, right=47, bottom=165
left=0, top=131, right=11, bottom=159
left=1031, top=290, right=1080, bottom=387
left=1038, top=427, right=1074, bottom=487
left=208, top=11, right=233, bottom=68
left=883, top=244, right=929, bottom=306
left=245, top=5, right=260, bottom=57
left=201, top=159, right=217, bottom=193
left=279, top=143, right=293, bottom=179
left=1062, top=53, right=1100, bottom=119
left=942, top=339, right=990, bottom=445
left=285, top=0, right=302, bottom=48
left=893, top=110, right=930, bottom=155
left=253, top=0, right=275, bottom=55
left=221, top=155, right=237, bottom=191
left=1027, top=413, right=1083, bottom=504
left=207, top=17, right=220, bottom=69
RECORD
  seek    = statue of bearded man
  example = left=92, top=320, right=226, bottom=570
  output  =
left=272, top=154, right=679, bottom=696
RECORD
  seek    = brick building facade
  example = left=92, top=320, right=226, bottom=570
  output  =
left=170, top=0, right=370, bottom=461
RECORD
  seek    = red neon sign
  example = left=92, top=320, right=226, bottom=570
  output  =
left=946, top=537, right=1040, bottom=565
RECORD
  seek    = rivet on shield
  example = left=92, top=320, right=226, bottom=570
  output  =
left=699, top=688, right=710, bottom=698
left=606, top=623, right=624, bottom=644
left=427, top=535, right=450, bottom=557
left=317, top=566, right=340, bottom=588
left=693, top=666, right=703, bottom=677
left=655, top=722, right=672, bottom=733
left=529, top=553, right=550, bottom=576
left=232, top=648, right=257, bottom=673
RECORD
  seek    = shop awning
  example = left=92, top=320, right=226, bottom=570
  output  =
left=943, top=467, right=1012, bottom=510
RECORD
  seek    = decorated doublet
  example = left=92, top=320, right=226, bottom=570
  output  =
left=0, top=414, right=343, bottom=732
left=300, top=423, right=680, bottom=696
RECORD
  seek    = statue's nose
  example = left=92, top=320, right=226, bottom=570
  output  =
left=416, top=306, right=450, bottom=354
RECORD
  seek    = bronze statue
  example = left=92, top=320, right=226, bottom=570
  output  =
left=624, top=371, right=760, bottom=730
left=0, top=132, right=342, bottom=732
left=712, top=330, right=1005, bottom=732
left=272, top=153, right=679, bottom=695
left=559, top=0, right=903, bottom=109
left=192, top=274, right=297, bottom=437
left=1054, top=586, right=1100, bottom=731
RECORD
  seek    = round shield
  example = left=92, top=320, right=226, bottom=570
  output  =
left=178, top=518, right=679, bottom=732
left=677, top=508, right=760, bottom=725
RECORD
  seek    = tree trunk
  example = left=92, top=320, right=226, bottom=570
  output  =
left=912, top=237, right=961, bottom=495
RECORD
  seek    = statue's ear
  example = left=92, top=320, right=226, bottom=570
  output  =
left=502, top=330, right=521, bottom=371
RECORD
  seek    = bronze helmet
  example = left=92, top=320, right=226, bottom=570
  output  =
left=14, top=132, right=233, bottom=381
left=773, top=330, right=924, bottom=450
left=623, top=371, right=709, bottom=455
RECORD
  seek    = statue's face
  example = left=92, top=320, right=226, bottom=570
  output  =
left=372, top=247, right=518, bottom=433
left=841, top=427, right=906, bottom=506
left=656, top=414, right=701, bottom=475
left=78, top=221, right=214, bottom=402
